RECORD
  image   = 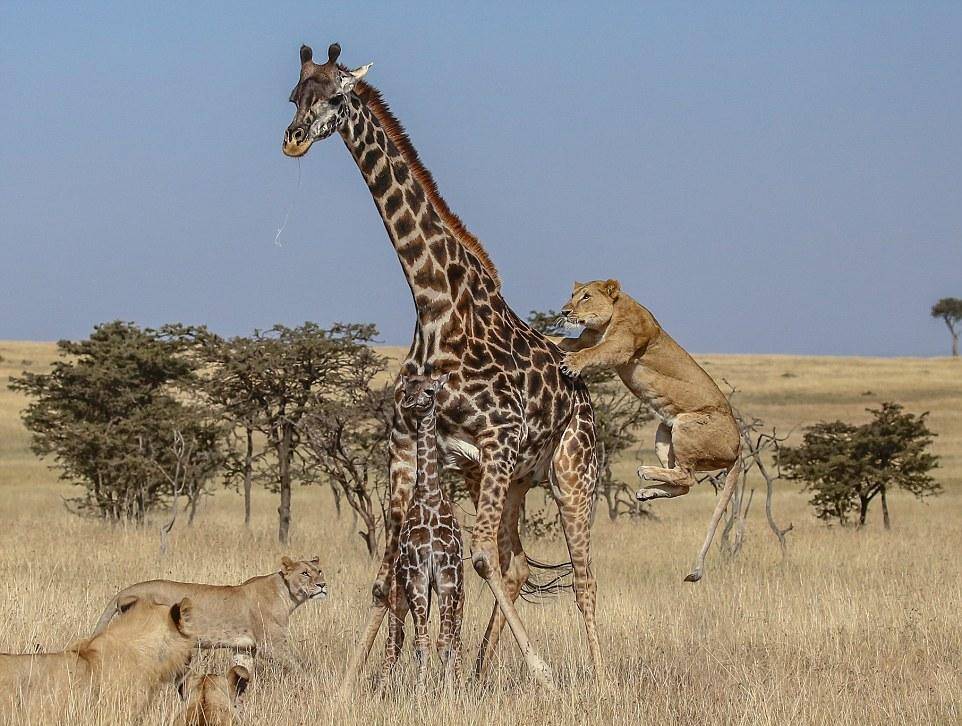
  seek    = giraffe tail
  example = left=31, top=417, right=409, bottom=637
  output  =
left=520, top=556, right=573, bottom=601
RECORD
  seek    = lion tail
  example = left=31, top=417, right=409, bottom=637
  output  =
left=685, top=459, right=741, bottom=583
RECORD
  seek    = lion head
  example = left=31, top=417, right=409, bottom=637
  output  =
left=279, top=557, right=328, bottom=604
left=78, top=595, right=197, bottom=709
left=561, top=279, right=621, bottom=331
left=176, top=665, right=249, bottom=726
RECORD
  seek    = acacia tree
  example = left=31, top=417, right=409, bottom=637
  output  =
left=175, top=328, right=268, bottom=528
left=712, top=383, right=792, bottom=559
left=528, top=310, right=654, bottom=523
left=931, top=297, right=962, bottom=357
left=301, top=348, right=394, bottom=557
left=781, top=402, right=939, bottom=528
left=246, top=323, right=380, bottom=544
left=9, top=321, right=222, bottom=521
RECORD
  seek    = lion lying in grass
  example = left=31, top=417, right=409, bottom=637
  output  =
left=0, top=596, right=195, bottom=715
left=175, top=665, right=250, bottom=726
left=557, top=279, right=741, bottom=581
left=93, top=557, right=327, bottom=669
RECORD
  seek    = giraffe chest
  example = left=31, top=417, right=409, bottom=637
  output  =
left=402, top=307, right=579, bottom=472
left=398, top=505, right=463, bottom=580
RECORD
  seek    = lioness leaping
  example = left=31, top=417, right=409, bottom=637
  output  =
left=557, top=279, right=741, bottom=582
left=93, top=557, right=327, bottom=669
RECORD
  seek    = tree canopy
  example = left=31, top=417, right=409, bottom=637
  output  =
left=9, top=321, right=223, bottom=520
left=780, top=402, right=939, bottom=527
left=930, top=297, right=962, bottom=356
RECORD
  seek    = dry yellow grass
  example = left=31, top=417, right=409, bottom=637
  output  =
left=0, top=341, right=960, bottom=725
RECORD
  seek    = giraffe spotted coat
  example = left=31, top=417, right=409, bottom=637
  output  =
left=284, top=43, right=600, bottom=688
left=382, top=373, right=464, bottom=688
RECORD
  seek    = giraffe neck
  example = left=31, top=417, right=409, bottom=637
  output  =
left=339, top=91, right=498, bottom=364
left=414, top=409, right=442, bottom=504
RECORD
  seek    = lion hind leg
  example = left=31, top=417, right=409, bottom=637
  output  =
left=654, top=422, right=675, bottom=468
left=635, top=464, right=695, bottom=501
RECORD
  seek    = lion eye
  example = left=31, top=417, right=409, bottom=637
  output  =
left=582, top=293, right=590, bottom=300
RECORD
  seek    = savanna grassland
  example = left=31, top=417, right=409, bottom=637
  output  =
left=0, top=341, right=960, bottom=725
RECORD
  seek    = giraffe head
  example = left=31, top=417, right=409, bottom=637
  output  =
left=400, top=372, right=450, bottom=416
left=283, top=42, right=372, bottom=157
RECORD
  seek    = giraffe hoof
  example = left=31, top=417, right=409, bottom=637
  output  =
left=636, top=487, right=661, bottom=502
left=527, top=655, right=557, bottom=691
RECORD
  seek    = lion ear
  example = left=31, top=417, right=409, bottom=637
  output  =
left=572, top=281, right=585, bottom=292
left=604, top=279, right=621, bottom=299
left=176, top=674, right=191, bottom=702
left=280, top=556, right=296, bottom=572
left=171, top=597, right=194, bottom=635
left=309, top=555, right=321, bottom=565
left=117, top=595, right=139, bottom=614
left=228, top=665, right=251, bottom=704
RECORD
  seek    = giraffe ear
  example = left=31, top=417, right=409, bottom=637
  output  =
left=337, top=63, right=372, bottom=92
left=352, top=64, right=373, bottom=79
left=435, top=372, right=451, bottom=389
left=300, top=45, right=313, bottom=65
left=604, top=279, right=621, bottom=299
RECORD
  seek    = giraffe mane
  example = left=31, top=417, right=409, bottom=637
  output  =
left=354, top=80, right=502, bottom=290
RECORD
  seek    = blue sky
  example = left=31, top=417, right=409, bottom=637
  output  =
left=1, top=2, right=960, bottom=355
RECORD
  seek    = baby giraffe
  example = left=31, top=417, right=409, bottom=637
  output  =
left=381, top=372, right=464, bottom=690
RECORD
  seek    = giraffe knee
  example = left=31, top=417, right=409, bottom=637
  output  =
left=471, top=550, right=494, bottom=579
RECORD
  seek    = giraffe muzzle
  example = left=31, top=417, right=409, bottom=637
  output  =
left=283, top=126, right=312, bottom=157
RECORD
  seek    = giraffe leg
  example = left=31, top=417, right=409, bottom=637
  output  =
left=551, top=394, right=603, bottom=675
left=451, top=588, right=464, bottom=684
left=339, top=419, right=416, bottom=695
left=379, top=572, right=408, bottom=690
left=476, top=476, right=532, bottom=679
left=406, top=572, right=431, bottom=693
left=471, top=438, right=555, bottom=691
left=437, top=581, right=463, bottom=687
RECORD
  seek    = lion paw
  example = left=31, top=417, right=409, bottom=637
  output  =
left=560, top=354, right=583, bottom=379
left=636, top=487, right=666, bottom=502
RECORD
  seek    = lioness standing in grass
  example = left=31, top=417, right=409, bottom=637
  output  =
left=557, top=279, right=741, bottom=581
left=0, top=596, right=196, bottom=715
left=93, top=557, right=327, bottom=669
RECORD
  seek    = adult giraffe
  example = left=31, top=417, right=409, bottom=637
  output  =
left=282, top=42, right=599, bottom=690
